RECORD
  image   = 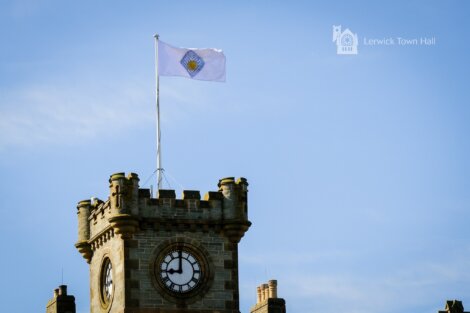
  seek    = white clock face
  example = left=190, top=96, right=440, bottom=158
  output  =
left=103, top=261, right=113, bottom=300
left=100, top=258, right=114, bottom=306
left=159, top=249, right=202, bottom=293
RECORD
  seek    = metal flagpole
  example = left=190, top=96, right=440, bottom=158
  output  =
left=154, top=34, right=163, bottom=192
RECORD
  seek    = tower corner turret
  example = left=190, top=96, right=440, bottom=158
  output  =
left=108, top=172, right=140, bottom=238
left=75, top=199, right=92, bottom=263
left=218, top=176, right=251, bottom=243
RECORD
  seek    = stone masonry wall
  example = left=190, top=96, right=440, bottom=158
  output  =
left=126, top=229, right=233, bottom=311
left=89, top=231, right=125, bottom=313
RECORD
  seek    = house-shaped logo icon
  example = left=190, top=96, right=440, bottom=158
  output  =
left=332, top=25, right=358, bottom=55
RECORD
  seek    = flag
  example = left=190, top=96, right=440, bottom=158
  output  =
left=158, top=40, right=226, bottom=82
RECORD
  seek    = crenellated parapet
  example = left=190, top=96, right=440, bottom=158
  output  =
left=75, top=173, right=251, bottom=262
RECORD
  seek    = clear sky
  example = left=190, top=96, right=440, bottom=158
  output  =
left=0, top=1, right=469, bottom=313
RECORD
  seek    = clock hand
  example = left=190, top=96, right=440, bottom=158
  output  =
left=166, top=250, right=183, bottom=274
left=177, top=250, right=183, bottom=274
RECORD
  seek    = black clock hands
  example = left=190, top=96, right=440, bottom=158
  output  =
left=178, top=250, right=183, bottom=274
left=167, top=249, right=183, bottom=274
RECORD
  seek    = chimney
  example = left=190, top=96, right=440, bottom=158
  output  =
left=263, top=283, right=269, bottom=301
left=268, top=280, right=277, bottom=298
left=58, top=285, right=67, bottom=296
left=251, top=280, right=286, bottom=313
left=438, top=300, right=468, bottom=313
left=45, top=285, right=76, bottom=313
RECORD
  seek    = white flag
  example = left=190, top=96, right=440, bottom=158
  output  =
left=158, top=40, right=226, bottom=82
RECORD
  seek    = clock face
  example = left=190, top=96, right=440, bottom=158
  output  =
left=158, top=249, right=202, bottom=294
left=103, top=261, right=113, bottom=299
left=150, top=240, right=213, bottom=303
left=100, top=258, right=114, bottom=306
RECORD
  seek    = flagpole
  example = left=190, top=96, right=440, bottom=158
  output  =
left=154, top=34, right=163, bottom=193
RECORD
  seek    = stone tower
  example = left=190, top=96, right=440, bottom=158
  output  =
left=75, top=173, right=250, bottom=313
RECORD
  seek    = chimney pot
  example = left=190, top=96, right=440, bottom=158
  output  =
left=263, top=283, right=269, bottom=300
left=268, top=279, right=278, bottom=298
left=58, top=285, right=67, bottom=296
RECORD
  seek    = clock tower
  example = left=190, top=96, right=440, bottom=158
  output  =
left=75, top=173, right=250, bottom=313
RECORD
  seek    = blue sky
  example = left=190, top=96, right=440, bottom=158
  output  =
left=1, top=1, right=469, bottom=313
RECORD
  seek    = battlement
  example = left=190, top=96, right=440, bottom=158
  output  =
left=75, top=173, right=251, bottom=262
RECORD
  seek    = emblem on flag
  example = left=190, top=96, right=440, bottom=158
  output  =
left=180, top=50, right=205, bottom=77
